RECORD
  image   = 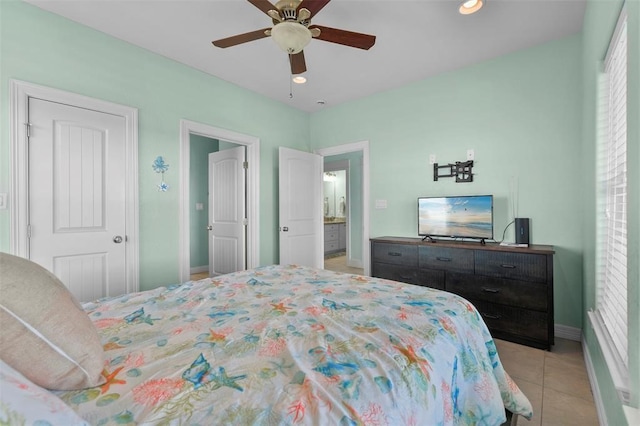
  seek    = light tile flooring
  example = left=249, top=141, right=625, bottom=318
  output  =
left=324, top=253, right=364, bottom=275
left=190, top=271, right=209, bottom=281
left=193, top=257, right=599, bottom=425
left=496, top=338, right=599, bottom=425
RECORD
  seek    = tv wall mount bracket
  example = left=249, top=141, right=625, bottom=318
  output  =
left=433, top=160, right=474, bottom=183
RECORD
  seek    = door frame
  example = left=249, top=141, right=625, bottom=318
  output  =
left=179, top=119, right=260, bottom=283
left=9, top=79, right=140, bottom=293
left=315, top=141, right=370, bottom=276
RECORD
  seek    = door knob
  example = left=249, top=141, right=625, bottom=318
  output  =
left=206, top=225, right=213, bottom=231
left=113, top=235, right=123, bottom=243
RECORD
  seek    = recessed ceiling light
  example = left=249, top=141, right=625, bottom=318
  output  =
left=459, top=0, right=484, bottom=15
left=292, top=75, right=306, bottom=84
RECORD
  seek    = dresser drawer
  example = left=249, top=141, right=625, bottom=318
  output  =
left=447, top=272, right=547, bottom=311
left=471, top=300, right=548, bottom=342
left=372, top=262, right=419, bottom=285
left=475, top=251, right=547, bottom=282
left=372, top=243, right=417, bottom=267
left=419, top=246, right=474, bottom=273
left=418, top=269, right=445, bottom=290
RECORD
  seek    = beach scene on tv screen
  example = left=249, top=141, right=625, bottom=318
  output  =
left=419, top=196, right=492, bottom=238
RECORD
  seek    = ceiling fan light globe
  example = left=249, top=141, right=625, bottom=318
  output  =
left=270, top=21, right=312, bottom=54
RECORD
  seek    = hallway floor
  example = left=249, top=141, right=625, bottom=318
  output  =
left=323, top=253, right=364, bottom=275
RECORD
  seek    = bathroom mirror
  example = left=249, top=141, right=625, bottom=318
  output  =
left=323, top=170, right=346, bottom=220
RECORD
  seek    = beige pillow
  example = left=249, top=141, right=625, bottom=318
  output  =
left=0, top=253, right=105, bottom=390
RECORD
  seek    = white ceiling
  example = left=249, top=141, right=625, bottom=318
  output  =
left=25, top=0, right=587, bottom=113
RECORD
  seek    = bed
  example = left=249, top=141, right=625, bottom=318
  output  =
left=1, top=258, right=532, bottom=425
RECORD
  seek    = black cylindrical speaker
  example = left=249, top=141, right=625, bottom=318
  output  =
left=515, top=218, right=530, bottom=245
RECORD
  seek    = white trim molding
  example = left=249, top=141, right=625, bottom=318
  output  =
left=583, top=337, right=608, bottom=426
left=9, top=79, right=139, bottom=294
left=554, top=324, right=582, bottom=342
left=179, top=120, right=260, bottom=283
left=315, top=141, right=370, bottom=276
left=588, top=310, right=631, bottom=404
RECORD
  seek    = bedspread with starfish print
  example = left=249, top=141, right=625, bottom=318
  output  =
left=55, top=264, right=533, bottom=425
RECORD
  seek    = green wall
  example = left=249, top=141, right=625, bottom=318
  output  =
left=189, top=134, right=219, bottom=269
left=310, top=35, right=585, bottom=329
left=0, top=0, right=310, bottom=290
left=581, top=0, right=640, bottom=423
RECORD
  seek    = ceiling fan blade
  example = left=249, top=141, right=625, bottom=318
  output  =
left=299, top=0, right=331, bottom=18
left=248, top=0, right=277, bottom=16
left=289, top=51, right=307, bottom=74
left=310, top=25, right=376, bottom=50
left=212, top=28, right=271, bottom=48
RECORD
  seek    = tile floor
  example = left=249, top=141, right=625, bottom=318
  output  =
left=324, top=253, right=365, bottom=275
left=496, top=338, right=599, bottom=425
left=193, top=257, right=600, bottom=426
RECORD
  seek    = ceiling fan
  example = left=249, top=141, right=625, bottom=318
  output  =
left=212, top=0, right=376, bottom=75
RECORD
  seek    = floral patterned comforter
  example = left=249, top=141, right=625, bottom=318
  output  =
left=57, top=264, right=533, bottom=425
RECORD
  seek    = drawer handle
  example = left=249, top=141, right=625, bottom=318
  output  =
left=436, top=257, right=452, bottom=262
left=500, top=264, right=516, bottom=269
left=482, top=312, right=501, bottom=320
left=481, top=287, right=500, bottom=293
left=388, top=252, right=402, bottom=257
left=399, top=274, right=413, bottom=280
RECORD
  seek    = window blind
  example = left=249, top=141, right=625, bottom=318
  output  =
left=595, top=9, right=628, bottom=375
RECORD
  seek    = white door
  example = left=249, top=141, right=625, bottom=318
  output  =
left=28, top=98, right=127, bottom=302
left=278, top=147, right=323, bottom=268
left=208, top=146, right=245, bottom=276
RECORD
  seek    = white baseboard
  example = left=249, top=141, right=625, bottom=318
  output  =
left=190, top=265, right=208, bottom=274
left=582, top=337, right=608, bottom=426
left=554, top=324, right=582, bottom=341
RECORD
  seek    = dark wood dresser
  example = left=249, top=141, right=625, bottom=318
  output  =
left=370, top=236, right=555, bottom=350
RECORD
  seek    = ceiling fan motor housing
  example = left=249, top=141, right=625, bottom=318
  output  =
left=274, top=0, right=303, bottom=21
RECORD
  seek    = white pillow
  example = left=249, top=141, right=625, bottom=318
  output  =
left=0, top=253, right=104, bottom=390
left=0, top=359, right=89, bottom=425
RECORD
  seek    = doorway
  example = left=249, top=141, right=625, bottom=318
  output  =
left=189, top=136, right=246, bottom=279
left=179, top=120, right=260, bottom=283
left=315, top=141, right=370, bottom=276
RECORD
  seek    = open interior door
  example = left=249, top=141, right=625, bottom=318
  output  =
left=208, top=146, right=245, bottom=276
left=278, top=147, right=323, bottom=268
left=28, top=98, right=128, bottom=302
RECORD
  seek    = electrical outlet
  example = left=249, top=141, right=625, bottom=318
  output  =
left=467, top=149, right=475, bottom=161
left=429, top=154, right=436, bottom=165
left=0, top=193, right=6, bottom=210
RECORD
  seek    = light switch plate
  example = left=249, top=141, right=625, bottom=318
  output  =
left=375, top=199, right=388, bottom=209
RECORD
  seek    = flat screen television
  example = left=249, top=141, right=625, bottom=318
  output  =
left=418, top=195, right=493, bottom=241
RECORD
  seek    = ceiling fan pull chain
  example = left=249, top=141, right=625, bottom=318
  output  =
left=289, top=59, right=294, bottom=99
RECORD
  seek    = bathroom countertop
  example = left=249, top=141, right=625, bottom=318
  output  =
left=324, top=218, right=346, bottom=224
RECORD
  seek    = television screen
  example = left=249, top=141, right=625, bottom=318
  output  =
left=418, top=195, right=493, bottom=240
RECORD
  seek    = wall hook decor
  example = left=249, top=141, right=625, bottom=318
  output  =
left=152, top=156, right=170, bottom=191
left=433, top=160, right=474, bottom=182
